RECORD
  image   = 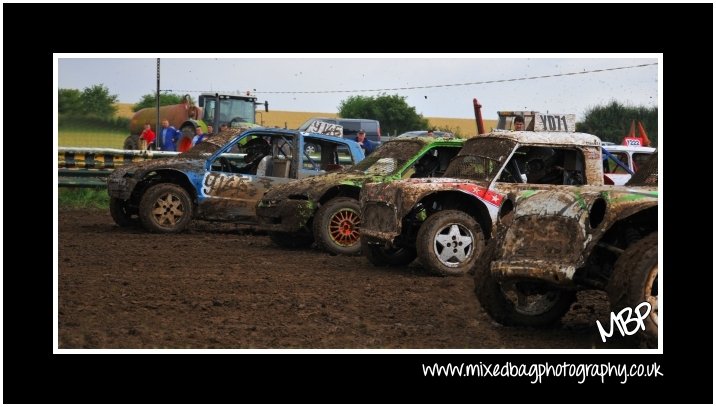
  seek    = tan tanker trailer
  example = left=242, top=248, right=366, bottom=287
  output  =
left=124, top=93, right=268, bottom=151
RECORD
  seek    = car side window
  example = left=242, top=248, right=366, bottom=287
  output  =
left=404, top=147, right=460, bottom=179
left=210, top=135, right=271, bottom=175
left=603, top=152, right=630, bottom=174
left=301, top=139, right=356, bottom=172
left=500, top=146, right=585, bottom=185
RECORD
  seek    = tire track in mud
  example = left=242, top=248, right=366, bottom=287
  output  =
left=59, top=209, right=621, bottom=349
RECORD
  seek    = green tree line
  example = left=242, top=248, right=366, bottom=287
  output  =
left=59, top=84, right=118, bottom=118
left=59, top=85, right=190, bottom=131
left=59, top=84, right=128, bottom=130
left=132, top=93, right=191, bottom=112
left=577, top=101, right=658, bottom=146
left=338, top=94, right=428, bottom=136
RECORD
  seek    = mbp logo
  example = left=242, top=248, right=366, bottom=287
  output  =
left=596, top=302, right=652, bottom=343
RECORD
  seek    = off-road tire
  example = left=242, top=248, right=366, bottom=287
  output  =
left=416, top=210, right=485, bottom=276
left=313, top=197, right=362, bottom=256
left=474, top=238, right=576, bottom=326
left=138, top=183, right=193, bottom=233
left=360, top=236, right=417, bottom=267
left=180, top=124, right=196, bottom=139
left=606, top=231, right=658, bottom=348
left=109, top=198, right=136, bottom=227
left=268, top=232, right=314, bottom=249
left=123, top=134, right=139, bottom=150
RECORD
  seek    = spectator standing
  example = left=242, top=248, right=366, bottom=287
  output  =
left=160, top=119, right=181, bottom=151
left=355, top=129, right=377, bottom=155
left=139, top=122, right=156, bottom=150
left=192, top=126, right=206, bottom=146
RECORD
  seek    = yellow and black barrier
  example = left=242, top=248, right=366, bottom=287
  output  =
left=58, top=148, right=180, bottom=188
left=58, top=148, right=180, bottom=170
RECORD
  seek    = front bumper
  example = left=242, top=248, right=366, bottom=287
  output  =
left=256, top=199, right=316, bottom=233
left=107, top=175, right=137, bottom=200
left=491, top=260, right=577, bottom=287
left=359, top=200, right=401, bottom=244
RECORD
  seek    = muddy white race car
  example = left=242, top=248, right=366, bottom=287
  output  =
left=360, top=109, right=658, bottom=346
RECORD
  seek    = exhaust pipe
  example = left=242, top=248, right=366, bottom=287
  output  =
left=473, top=98, right=486, bottom=135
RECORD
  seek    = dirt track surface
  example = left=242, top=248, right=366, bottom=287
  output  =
left=59, top=208, right=626, bottom=349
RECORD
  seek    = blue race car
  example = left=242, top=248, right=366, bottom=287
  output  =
left=107, top=128, right=365, bottom=233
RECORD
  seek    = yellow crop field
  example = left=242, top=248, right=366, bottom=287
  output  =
left=255, top=111, right=338, bottom=129
left=114, top=103, right=497, bottom=136
left=426, top=117, right=498, bottom=138
left=115, top=103, right=134, bottom=119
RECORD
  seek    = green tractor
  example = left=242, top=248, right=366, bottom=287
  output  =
left=124, top=93, right=268, bottom=151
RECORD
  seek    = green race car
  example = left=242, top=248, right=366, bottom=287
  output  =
left=256, top=135, right=466, bottom=255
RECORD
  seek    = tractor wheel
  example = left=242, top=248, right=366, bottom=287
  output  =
left=178, top=125, right=196, bottom=152
left=138, top=183, right=193, bottom=233
left=123, top=134, right=139, bottom=150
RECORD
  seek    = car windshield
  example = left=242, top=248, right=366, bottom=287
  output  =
left=443, top=138, right=516, bottom=182
left=179, top=129, right=242, bottom=158
left=350, top=140, right=424, bottom=176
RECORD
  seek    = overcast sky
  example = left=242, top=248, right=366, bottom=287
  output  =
left=57, top=54, right=659, bottom=120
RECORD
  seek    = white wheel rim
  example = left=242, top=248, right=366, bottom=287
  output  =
left=432, top=223, right=474, bottom=268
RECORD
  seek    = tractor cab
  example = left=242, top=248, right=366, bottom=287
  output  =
left=198, top=93, right=268, bottom=129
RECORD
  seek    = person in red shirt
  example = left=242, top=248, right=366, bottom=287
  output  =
left=139, top=123, right=156, bottom=150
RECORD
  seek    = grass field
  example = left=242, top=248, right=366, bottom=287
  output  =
left=58, top=187, right=110, bottom=209
left=58, top=128, right=128, bottom=148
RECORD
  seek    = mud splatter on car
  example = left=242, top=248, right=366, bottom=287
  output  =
left=360, top=129, right=658, bottom=347
left=107, top=128, right=364, bottom=233
left=256, top=136, right=466, bottom=255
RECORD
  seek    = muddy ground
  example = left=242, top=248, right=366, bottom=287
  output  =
left=59, top=208, right=632, bottom=349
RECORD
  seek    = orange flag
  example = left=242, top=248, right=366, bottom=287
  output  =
left=637, top=121, right=651, bottom=147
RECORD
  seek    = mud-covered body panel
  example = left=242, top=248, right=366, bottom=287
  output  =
left=360, top=177, right=500, bottom=242
left=108, top=128, right=364, bottom=225
left=360, top=131, right=658, bottom=286
left=490, top=185, right=657, bottom=286
left=256, top=137, right=465, bottom=233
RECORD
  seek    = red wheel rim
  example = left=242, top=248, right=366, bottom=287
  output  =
left=327, top=208, right=361, bottom=247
